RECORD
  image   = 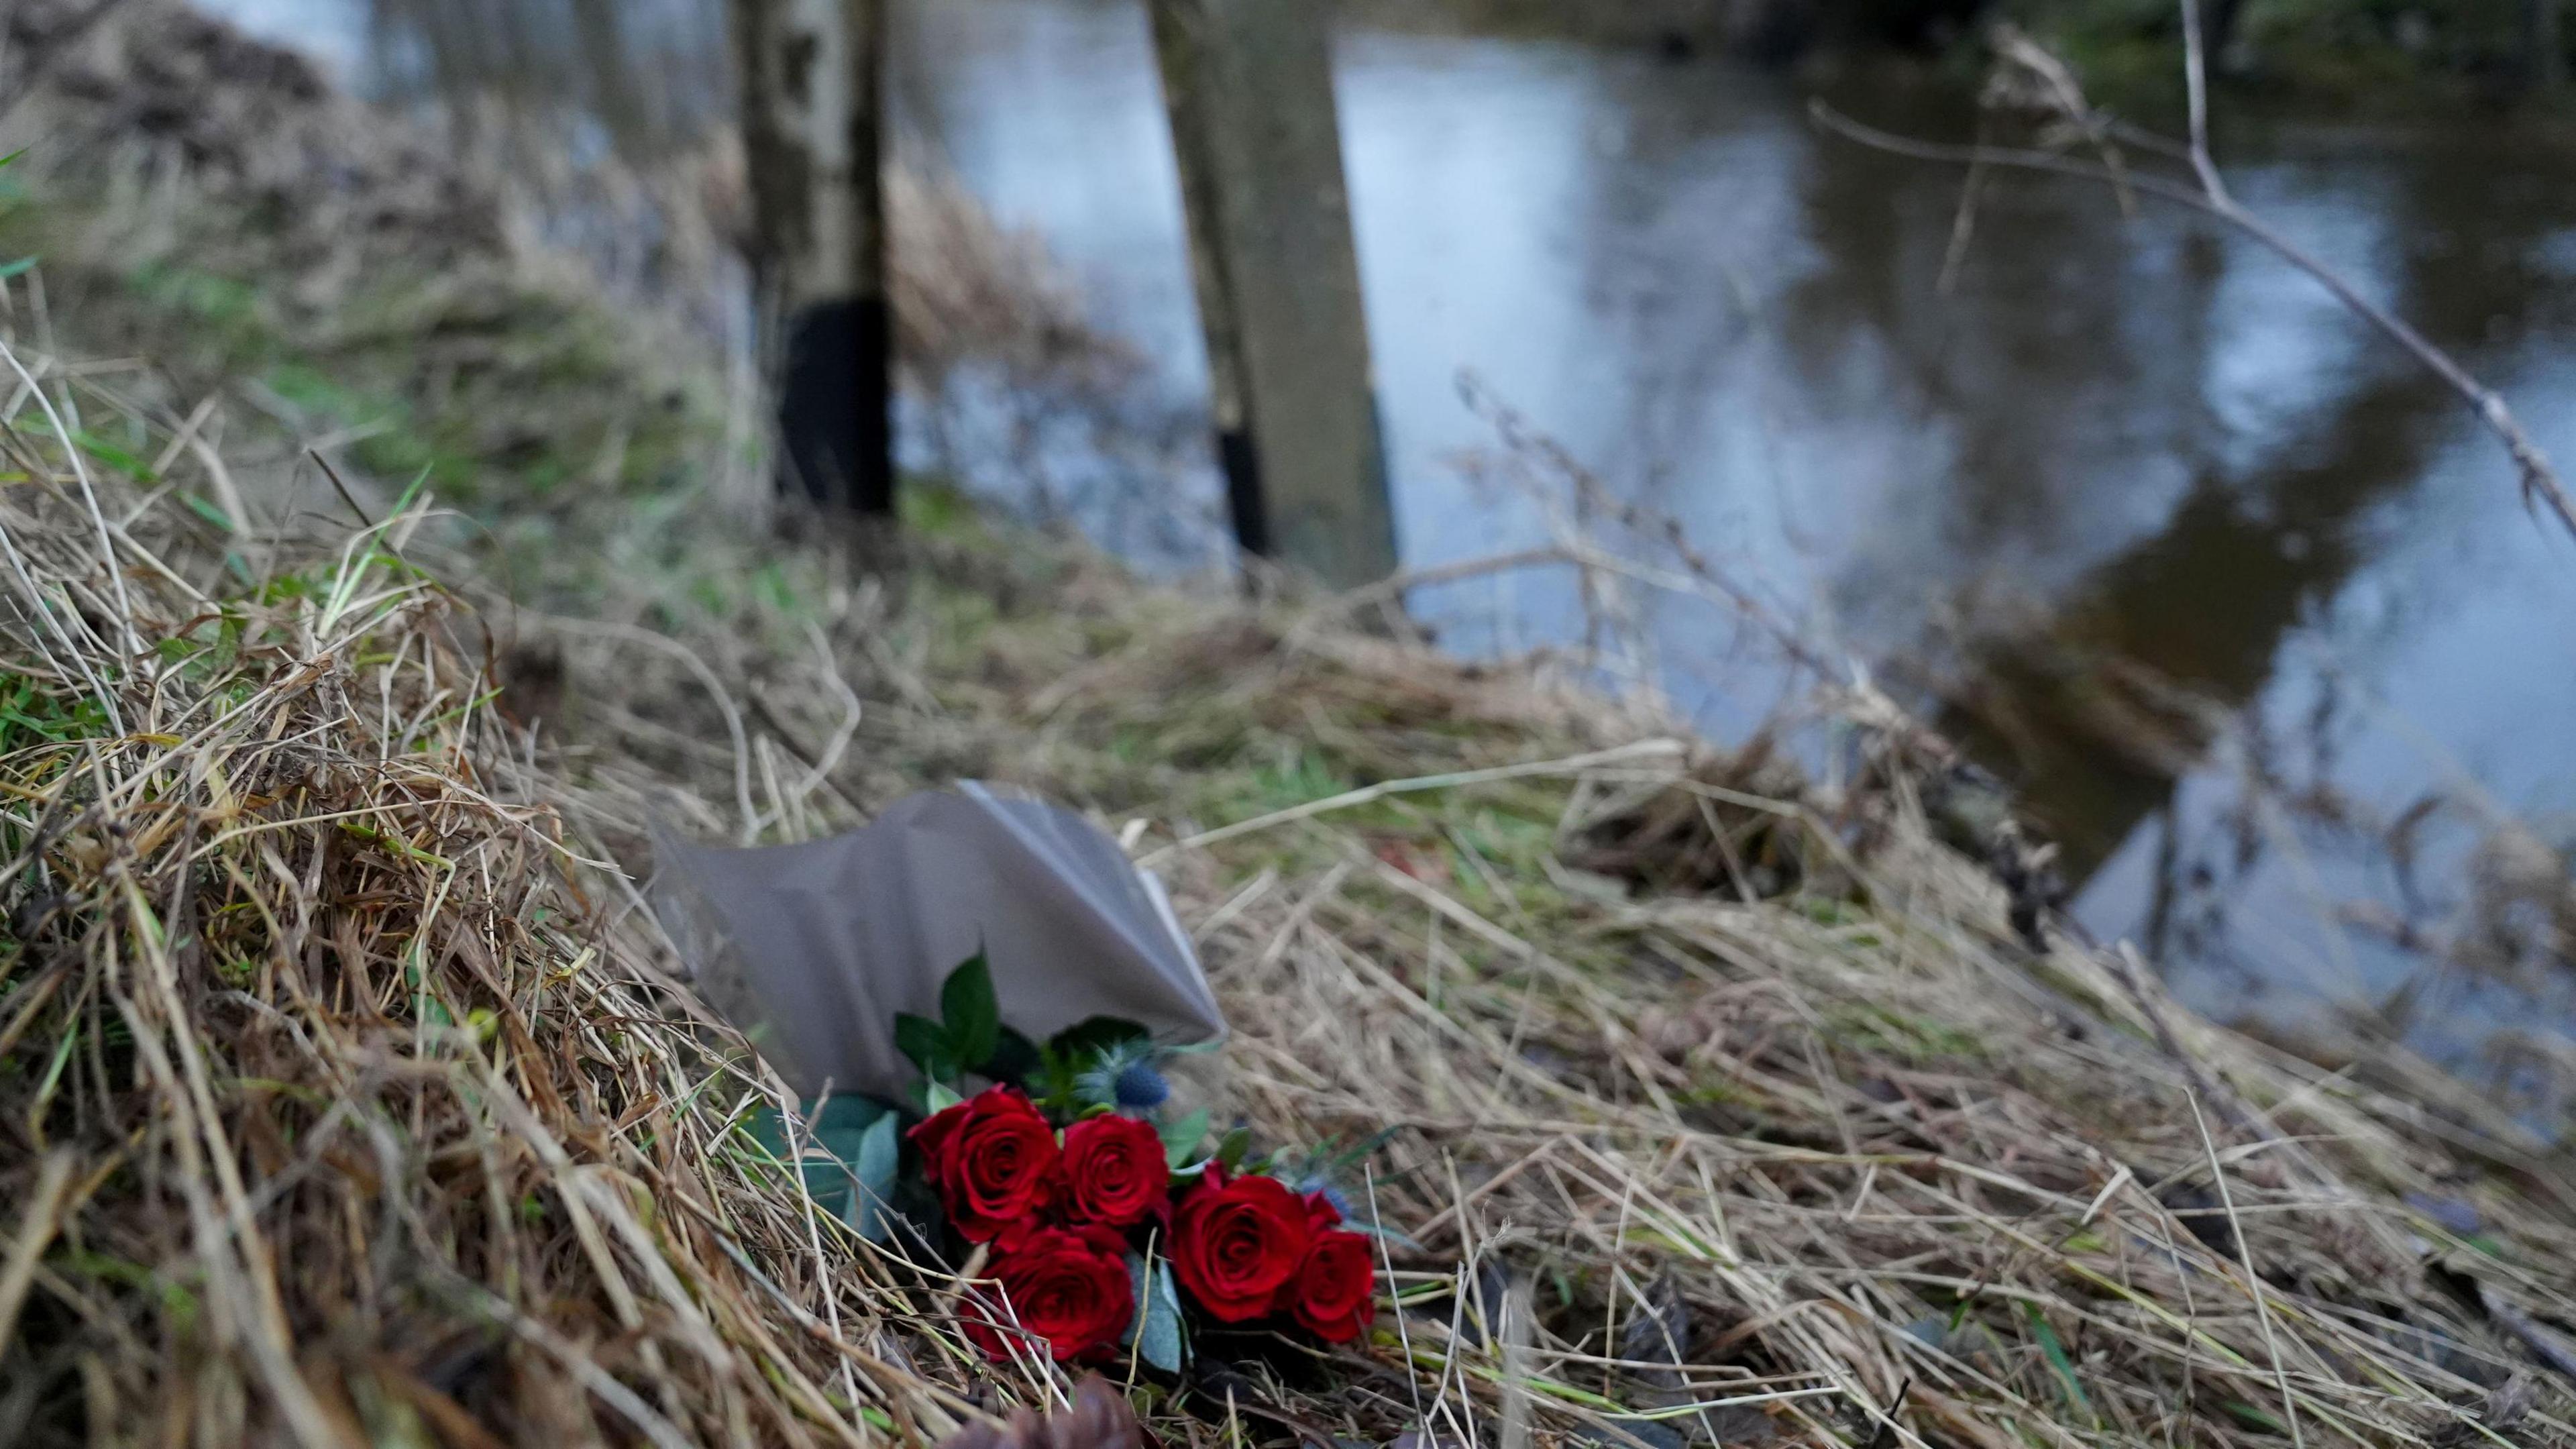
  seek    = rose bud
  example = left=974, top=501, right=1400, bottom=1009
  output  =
left=1061, top=1114, right=1172, bottom=1228
left=1285, top=1229, right=1377, bottom=1342
left=909, top=1085, right=1063, bottom=1241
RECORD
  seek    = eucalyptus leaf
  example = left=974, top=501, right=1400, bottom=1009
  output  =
left=941, top=952, right=1001, bottom=1069
left=1122, top=1252, right=1187, bottom=1373
left=849, top=1110, right=902, bottom=1242
left=1161, top=1107, right=1211, bottom=1169
left=747, top=1095, right=892, bottom=1226
left=925, top=1080, right=964, bottom=1113
left=1146, top=1258, right=1187, bottom=1372
left=810, top=1095, right=891, bottom=1135
left=0, top=256, right=36, bottom=282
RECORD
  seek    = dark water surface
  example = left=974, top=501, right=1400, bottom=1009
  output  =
left=200, top=0, right=2576, bottom=1102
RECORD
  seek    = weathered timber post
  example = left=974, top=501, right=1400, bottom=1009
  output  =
left=1148, top=0, right=1399, bottom=589
left=731, top=0, right=894, bottom=515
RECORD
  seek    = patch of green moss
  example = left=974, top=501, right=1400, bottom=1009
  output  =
left=1824, top=1000, right=1992, bottom=1065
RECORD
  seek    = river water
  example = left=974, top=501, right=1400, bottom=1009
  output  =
left=196, top=0, right=2576, bottom=1103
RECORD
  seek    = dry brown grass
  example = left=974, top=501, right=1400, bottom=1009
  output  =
left=0, top=334, right=1070, bottom=1447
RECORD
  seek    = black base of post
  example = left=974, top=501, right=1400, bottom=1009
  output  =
left=1218, top=426, right=1270, bottom=558
left=778, top=297, right=894, bottom=515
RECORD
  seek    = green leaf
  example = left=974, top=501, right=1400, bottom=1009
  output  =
left=1122, top=1252, right=1187, bottom=1373
left=180, top=492, right=238, bottom=534
left=895, top=1012, right=957, bottom=1083
left=1214, top=1126, right=1254, bottom=1173
left=1305, top=1126, right=1399, bottom=1181
left=849, top=1111, right=902, bottom=1243
left=0, top=256, right=36, bottom=282
left=0, top=149, right=23, bottom=171
left=984, top=1025, right=1042, bottom=1087
left=2025, top=1304, right=2093, bottom=1424
left=925, top=1081, right=964, bottom=1114
left=1031, top=1042, right=1081, bottom=1112
left=1161, top=1108, right=1211, bottom=1169
left=940, top=953, right=1000, bottom=1071
left=67, top=429, right=158, bottom=483
left=2220, top=1401, right=2288, bottom=1434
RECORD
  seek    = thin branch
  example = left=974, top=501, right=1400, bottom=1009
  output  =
left=1937, top=117, right=1994, bottom=296
left=1991, top=24, right=2138, bottom=216
left=1809, top=100, right=2576, bottom=545
left=2098, top=115, right=2201, bottom=167
left=2178, top=0, right=2231, bottom=204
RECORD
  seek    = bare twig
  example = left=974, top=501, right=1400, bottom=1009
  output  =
left=2188, top=1094, right=2305, bottom=1449
left=1809, top=100, right=2576, bottom=543
left=1989, top=25, right=2138, bottom=217
left=1935, top=121, right=1992, bottom=296
left=0, top=1150, right=76, bottom=1348
left=2178, top=0, right=2231, bottom=203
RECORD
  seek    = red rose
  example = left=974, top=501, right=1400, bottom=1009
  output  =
left=909, top=1086, right=1062, bottom=1241
left=966, top=1223, right=1135, bottom=1362
left=1061, top=1114, right=1172, bottom=1228
left=1285, top=1230, right=1377, bottom=1342
left=1171, top=1169, right=1313, bottom=1322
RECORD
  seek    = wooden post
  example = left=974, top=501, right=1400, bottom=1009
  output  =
left=731, top=0, right=894, bottom=515
left=1150, top=0, right=1398, bottom=590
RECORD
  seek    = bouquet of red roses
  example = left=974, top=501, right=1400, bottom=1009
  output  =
left=754, top=956, right=1379, bottom=1368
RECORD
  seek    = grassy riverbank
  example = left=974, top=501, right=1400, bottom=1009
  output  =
left=1368, top=0, right=2576, bottom=117
left=8, top=317, right=2576, bottom=1446
left=1992, top=0, right=2569, bottom=113
left=5, top=5, right=2576, bottom=1448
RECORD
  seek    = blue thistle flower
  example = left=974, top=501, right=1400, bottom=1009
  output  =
left=1113, top=1061, right=1171, bottom=1109
left=1072, top=1034, right=1167, bottom=1110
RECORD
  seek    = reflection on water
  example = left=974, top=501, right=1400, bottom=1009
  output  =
left=197, top=0, right=2576, bottom=1084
